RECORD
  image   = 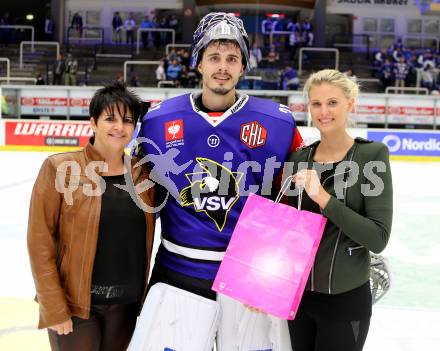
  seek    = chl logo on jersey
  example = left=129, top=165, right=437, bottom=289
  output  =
left=240, top=121, right=267, bottom=149
left=180, top=158, right=243, bottom=232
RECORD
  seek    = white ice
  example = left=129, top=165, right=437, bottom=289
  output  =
left=0, top=151, right=439, bottom=350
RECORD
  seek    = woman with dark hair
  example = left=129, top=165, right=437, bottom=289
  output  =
left=28, top=82, right=156, bottom=351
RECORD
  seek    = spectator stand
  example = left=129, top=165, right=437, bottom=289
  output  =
left=0, top=77, right=37, bottom=85
left=66, top=26, right=104, bottom=51
left=19, top=41, right=60, bottom=69
left=123, top=60, right=160, bottom=83
left=44, top=59, right=92, bottom=87
left=158, top=80, right=177, bottom=88
left=93, top=47, right=133, bottom=71
left=0, top=58, right=10, bottom=84
left=404, top=36, right=439, bottom=53
left=165, top=44, right=191, bottom=56
left=298, top=47, right=339, bottom=76
left=136, top=28, right=175, bottom=54
left=385, top=86, right=429, bottom=95
left=0, top=25, right=35, bottom=50
left=332, top=33, right=371, bottom=60
left=269, top=30, right=292, bottom=47
left=238, top=75, right=263, bottom=90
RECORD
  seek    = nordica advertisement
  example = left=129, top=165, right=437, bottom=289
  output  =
left=368, top=130, right=440, bottom=157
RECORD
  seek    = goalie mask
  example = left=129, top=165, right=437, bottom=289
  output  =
left=191, top=12, right=251, bottom=72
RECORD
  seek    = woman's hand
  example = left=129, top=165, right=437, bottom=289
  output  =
left=294, top=169, right=331, bottom=209
left=48, top=318, right=73, bottom=335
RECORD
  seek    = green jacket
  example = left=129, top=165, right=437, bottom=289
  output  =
left=286, top=138, right=393, bottom=294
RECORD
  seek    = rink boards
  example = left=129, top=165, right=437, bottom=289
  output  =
left=1, top=119, right=440, bottom=161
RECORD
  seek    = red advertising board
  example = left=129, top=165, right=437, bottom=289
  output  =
left=5, top=120, right=93, bottom=147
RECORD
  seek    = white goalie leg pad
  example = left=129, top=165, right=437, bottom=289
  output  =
left=128, top=283, right=220, bottom=351
left=216, top=294, right=292, bottom=351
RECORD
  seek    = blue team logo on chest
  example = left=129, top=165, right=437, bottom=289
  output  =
left=180, top=158, right=244, bottom=232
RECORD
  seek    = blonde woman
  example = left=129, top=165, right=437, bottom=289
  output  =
left=287, top=69, right=393, bottom=351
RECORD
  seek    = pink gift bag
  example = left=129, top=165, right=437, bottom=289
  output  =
left=212, top=190, right=326, bottom=320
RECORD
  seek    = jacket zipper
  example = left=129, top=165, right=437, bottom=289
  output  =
left=347, top=245, right=363, bottom=256
left=307, top=150, right=352, bottom=292
left=304, top=149, right=317, bottom=291
left=327, top=147, right=356, bottom=294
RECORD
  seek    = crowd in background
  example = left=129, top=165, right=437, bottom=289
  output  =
left=154, top=49, right=199, bottom=88
left=110, top=12, right=179, bottom=47
left=2, top=10, right=440, bottom=93
left=373, top=39, right=440, bottom=94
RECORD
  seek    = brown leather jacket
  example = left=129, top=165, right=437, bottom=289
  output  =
left=27, top=142, right=156, bottom=329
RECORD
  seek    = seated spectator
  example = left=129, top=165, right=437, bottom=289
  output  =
left=36, top=72, right=45, bottom=85
left=115, top=72, right=124, bottom=83
left=167, top=49, right=179, bottom=64
left=266, top=44, right=279, bottom=69
left=281, top=65, right=299, bottom=90
left=130, top=74, right=140, bottom=87
left=179, top=66, right=189, bottom=88
left=180, top=50, right=191, bottom=69
left=166, top=59, right=182, bottom=85
left=187, top=67, right=199, bottom=88
left=343, top=68, right=356, bottom=80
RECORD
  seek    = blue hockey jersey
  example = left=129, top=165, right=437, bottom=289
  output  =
left=136, top=93, right=301, bottom=280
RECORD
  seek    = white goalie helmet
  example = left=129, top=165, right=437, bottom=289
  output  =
left=191, top=12, right=251, bottom=72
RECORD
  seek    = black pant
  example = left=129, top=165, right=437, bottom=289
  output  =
left=288, top=311, right=370, bottom=351
left=148, top=263, right=216, bottom=301
left=48, top=303, right=138, bottom=351
left=126, top=30, right=134, bottom=45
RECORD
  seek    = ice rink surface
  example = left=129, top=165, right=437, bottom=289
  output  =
left=1, top=151, right=439, bottom=350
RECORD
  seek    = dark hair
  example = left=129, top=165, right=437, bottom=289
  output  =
left=197, top=39, right=245, bottom=68
left=89, top=82, right=141, bottom=125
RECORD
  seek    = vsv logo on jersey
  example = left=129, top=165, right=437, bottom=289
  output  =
left=165, top=119, right=184, bottom=148
left=240, top=121, right=267, bottom=149
left=180, top=158, right=243, bottom=232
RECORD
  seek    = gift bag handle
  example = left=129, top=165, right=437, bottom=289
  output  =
left=275, top=175, right=303, bottom=209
